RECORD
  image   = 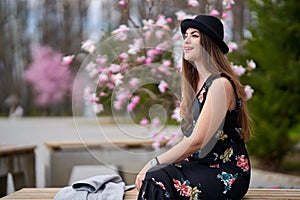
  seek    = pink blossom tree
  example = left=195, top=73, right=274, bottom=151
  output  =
left=24, top=44, right=73, bottom=109
left=78, top=0, right=255, bottom=149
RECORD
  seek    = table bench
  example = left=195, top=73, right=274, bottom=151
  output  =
left=1, top=188, right=300, bottom=199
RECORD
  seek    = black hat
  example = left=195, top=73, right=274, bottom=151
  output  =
left=181, top=15, right=229, bottom=54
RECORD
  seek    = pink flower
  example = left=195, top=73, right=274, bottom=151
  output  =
left=84, top=87, right=93, bottom=99
left=93, top=103, right=103, bottom=113
left=127, top=102, right=136, bottom=112
left=120, top=62, right=129, bottom=71
left=232, top=65, right=246, bottom=76
left=97, top=73, right=109, bottom=85
left=113, top=89, right=131, bottom=110
left=136, top=56, right=145, bottom=63
left=127, top=96, right=140, bottom=112
left=81, top=40, right=96, bottom=53
left=109, top=64, right=121, bottom=73
left=175, top=63, right=182, bottom=72
left=144, top=57, right=153, bottom=65
left=152, top=117, right=161, bottom=127
left=244, top=85, right=254, bottom=100
left=210, top=10, right=220, bottom=17
left=129, top=39, right=143, bottom=55
left=152, top=141, right=161, bottom=151
left=129, top=78, right=140, bottom=88
left=112, top=25, right=129, bottom=41
left=147, top=49, right=158, bottom=58
left=222, top=12, right=229, bottom=19
left=155, top=30, right=165, bottom=39
left=24, top=44, right=72, bottom=107
left=62, top=55, right=74, bottom=65
left=85, top=61, right=96, bottom=72
left=88, top=93, right=99, bottom=103
left=96, top=56, right=107, bottom=65
left=166, top=17, right=172, bottom=23
left=162, top=60, right=171, bottom=67
left=99, top=92, right=106, bottom=96
left=119, top=52, right=128, bottom=60
left=156, top=15, right=169, bottom=28
left=228, top=41, right=238, bottom=52
left=158, top=80, right=168, bottom=93
left=131, top=96, right=140, bottom=104
left=171, top=107, right=181, bottom=122
left=173, top=179, right=191, bottom=197
left=236, top=155, right=249, bottom=171
left=188, top=0, right=199, bottom=7
left=111, top=73, right=123, bottom=86
left=118, top=0, right=127, bottom=7
left=158, top=65, right=171, bottom=76
left=247, top=59, right=256, bottom=70
left=140, top=118, right=149, bottom=126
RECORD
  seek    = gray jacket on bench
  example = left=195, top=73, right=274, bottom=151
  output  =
left=54, top=174, right=125, bottom=200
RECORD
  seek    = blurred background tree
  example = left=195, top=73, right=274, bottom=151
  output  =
left=237, top=0, right=300, bottom=170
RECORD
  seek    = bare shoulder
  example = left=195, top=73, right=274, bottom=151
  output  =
left=210, top=76, right=234, bottom=94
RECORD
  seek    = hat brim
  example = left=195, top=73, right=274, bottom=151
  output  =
left=181, top=19, right=229, bottom=54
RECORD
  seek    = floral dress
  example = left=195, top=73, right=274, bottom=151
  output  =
left=138, top=74, right=251, bottom=200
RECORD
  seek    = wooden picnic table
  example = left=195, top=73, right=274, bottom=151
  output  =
left=1, top=188, right=300, bottom=199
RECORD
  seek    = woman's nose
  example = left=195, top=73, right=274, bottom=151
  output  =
left=184, top=36, right=191, bottom=43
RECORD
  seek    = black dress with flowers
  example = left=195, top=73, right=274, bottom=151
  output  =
left=138, top=74, right=251, bottom=200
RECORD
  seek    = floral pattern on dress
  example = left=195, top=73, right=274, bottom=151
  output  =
left=217, top=171, right=238, bottom=194
left=209, top=164, right=220, bottom=168
left=150, top=178, right=171, bottom=198
left=152, top=178, right=166, bottom=190
left=217, top=130, right=228, bottom=141
left=173, top=178, right=201, bottom=200
left=220, top=147, right=233, bottom=163
left=198, top=87, right=206, bottom=103
left=236, top=155, right=249, bottom=171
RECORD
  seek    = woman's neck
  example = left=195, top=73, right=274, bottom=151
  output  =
left=194, top=62, right=211, bottom=85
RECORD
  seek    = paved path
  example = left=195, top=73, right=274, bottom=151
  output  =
left=1, top=117, right=300, bottom=189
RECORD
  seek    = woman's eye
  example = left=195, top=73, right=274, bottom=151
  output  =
left=183, top=34, right=188, bottom=39
left=192, top=34, right=199, bottom=38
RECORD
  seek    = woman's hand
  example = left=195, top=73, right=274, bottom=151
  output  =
left=135, top=162, right=151, bottom=191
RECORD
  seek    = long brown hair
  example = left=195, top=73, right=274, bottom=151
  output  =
left=180, top=32, right=251, bottom=142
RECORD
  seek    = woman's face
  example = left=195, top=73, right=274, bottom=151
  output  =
left=182, top=28, right=201, bottom=62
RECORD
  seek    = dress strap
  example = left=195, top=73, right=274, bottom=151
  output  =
left=204, top=74, right=222, bottom=89
left=196, top=74, right=221, bottom=98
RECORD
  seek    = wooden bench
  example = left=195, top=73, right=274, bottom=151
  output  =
left=1, top=188, right=300, bottom=199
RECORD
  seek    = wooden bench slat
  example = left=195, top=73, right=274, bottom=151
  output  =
left=1, top=188, right=300, bottom=200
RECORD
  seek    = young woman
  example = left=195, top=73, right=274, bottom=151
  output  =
left=135, top=14, right=251, bottom=200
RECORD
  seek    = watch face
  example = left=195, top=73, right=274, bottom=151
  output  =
left=151, top=159, right=157, bottom=166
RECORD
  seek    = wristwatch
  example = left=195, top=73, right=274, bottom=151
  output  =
left=150, top=157, right=160, bottom=167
